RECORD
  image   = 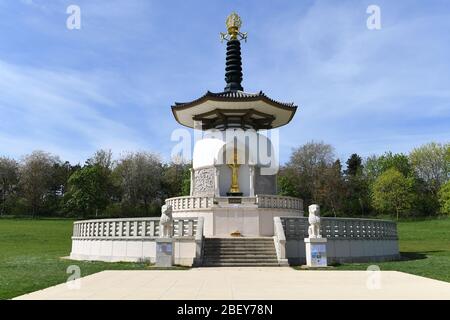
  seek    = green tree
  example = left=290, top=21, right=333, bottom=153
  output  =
left=438, top=180, right=450, bottom=215
left=65, top=165, right=111, bottom=217
left=278, top=167, right=301, bottom=198
left=19, top=151, right=59, bottom=217
left=371, top=168, right=415, bottom=220
left=283, top=141, right=335, bottom=208
left=344, top=154, right=370, bottom=216
left=114, top=152, right=163, bottom=216
left=409, top=142, right=449, bottom=194
left=181, top=166, right=191, bottom=196
left=364, top=152, right=412, bottom=183
left=345, top=153, right=363, bottom=176
left=161, top=160, right=191, bottom=199
left=45, top=161, right=81, bottom=216
left=317, top=160, right=345, bottom=217
left=0, top=157, right=19, bottom=216
left=86, top=149, right=114, bottom=170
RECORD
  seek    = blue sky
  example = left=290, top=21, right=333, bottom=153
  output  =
left=0, top=0, right=449, bottom=165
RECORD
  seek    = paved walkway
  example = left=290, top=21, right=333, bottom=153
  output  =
left=14, top=268, right=450, bottom=300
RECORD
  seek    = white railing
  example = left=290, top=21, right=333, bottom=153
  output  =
left=165, top=196, right=213, bottom=211
left=194, top=217, right=205, bottom=266
left=72, top=217, right=200, bottom=239
left=273, top=217, right=287, bottom=263
left=280, top=217, right=398, bottom=240
left=256, top=195, right=303, bottom=210
left=165, top=195, right=303, bottom=212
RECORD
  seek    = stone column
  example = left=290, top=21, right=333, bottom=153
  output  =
left=249, top=165, right=255, bottom=197
left=189, top=168, right=194, bottom=196
left=214, top=166, right=220, bottom=197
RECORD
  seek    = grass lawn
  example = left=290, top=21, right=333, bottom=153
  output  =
left=296, top=217, right=450, bottom=282
left=0, top=219, right=187, bottom=300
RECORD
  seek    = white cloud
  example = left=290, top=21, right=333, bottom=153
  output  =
left=246, top=1, right=450, bottom=162
left=0, top=59, right=145, bottom=163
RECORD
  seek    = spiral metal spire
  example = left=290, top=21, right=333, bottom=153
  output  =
left=220, top=12, right=247, bottom=92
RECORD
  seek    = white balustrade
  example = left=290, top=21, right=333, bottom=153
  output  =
left=280, top=217, right=398, bottom=240
left=165, top=196, right=213, bottom=211
left=256, top=195, right=303, bottom=210
left=166, top=195, right=303, bottom=212
left=72, top=217, right=200, bottom=239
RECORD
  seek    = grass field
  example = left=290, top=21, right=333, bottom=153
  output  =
left=0, top=219, right=187, bottom=300
left=0, top=217, right=449, bottom=299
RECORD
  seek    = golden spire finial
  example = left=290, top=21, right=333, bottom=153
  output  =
left=220, top=12, right=247, bottom=43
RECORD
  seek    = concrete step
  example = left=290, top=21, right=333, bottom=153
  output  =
left=205, top=240, right=274, bottom=244
left=205, top=244, right=274, bottom=249
left=202, top=262, right=282, bottom=267
left=205, top=240, right=274, bottom=243
left=204, top=244, right=275, bottom=248
left=205, top=248, right=274, bottom=251
left=204, top=248, right=276, bottom=252
left=201, top=237, right=282, bottom=267
left=204, top=246, right=275, bottom=250
left=206, top=238, right=274, bottom=241
left=203, top=258, right=279, bottom=262
left=203, top=251, right=277, bottom=257
left=203, top=255, right=278, bottom=259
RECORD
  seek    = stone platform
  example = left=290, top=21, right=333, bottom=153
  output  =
left=14, top=268, right=450, bottom=300
left=166, top=194, right=303, bottom=237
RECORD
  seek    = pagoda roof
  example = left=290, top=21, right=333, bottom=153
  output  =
left=171, top=90, right=298, bottom=130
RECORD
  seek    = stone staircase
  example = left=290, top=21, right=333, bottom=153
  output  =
left=201, top=237, right=285, bottom=267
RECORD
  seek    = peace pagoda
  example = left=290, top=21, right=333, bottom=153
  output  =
left=168, top=12, right=303, bottom=237
left=69, top=13, right=399, bottom=267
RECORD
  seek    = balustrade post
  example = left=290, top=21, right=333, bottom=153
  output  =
left=133, top=221, right=138, bottom=237
left=124, top=221, right=129, bottom=237
left=150, top=220, right=155, bottom=237
left=178, top=220, right=184, bottom=237
left=188, top=220, right=194, bottom=236
left=141, top=221, right=146, bottom=237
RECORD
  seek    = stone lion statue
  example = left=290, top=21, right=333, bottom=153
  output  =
left=159, top=204, right=173, bottom=238
left=308, top=204, right=322, bottom=238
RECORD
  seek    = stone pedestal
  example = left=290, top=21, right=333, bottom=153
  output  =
left=155, top=238, right=174, bottom=267
left=304, top=237, right=328, bottom=267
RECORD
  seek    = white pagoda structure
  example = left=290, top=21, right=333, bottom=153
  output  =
left=69, top=13, right=400, bottom=267
left=168, top=12, right=303, bottom=237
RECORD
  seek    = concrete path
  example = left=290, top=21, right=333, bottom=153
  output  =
left=14, top=268, right=450, bottom=300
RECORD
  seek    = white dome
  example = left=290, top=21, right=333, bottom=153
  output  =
left=192, top=129, right=278, bottom=170
left=192, top=137, right=225, bottom=169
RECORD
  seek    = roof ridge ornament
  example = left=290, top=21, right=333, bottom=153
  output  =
left=220, top=12, right=248, bottom=43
